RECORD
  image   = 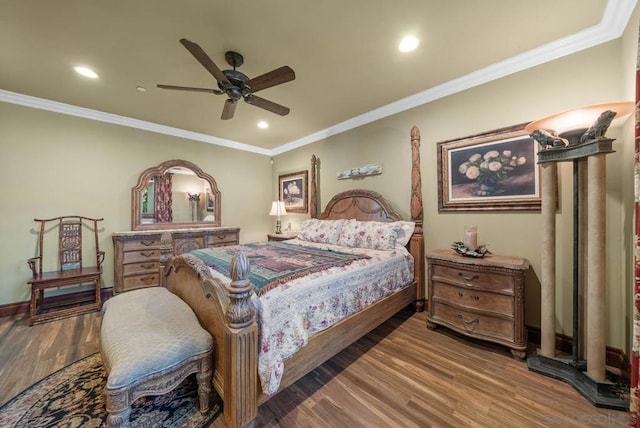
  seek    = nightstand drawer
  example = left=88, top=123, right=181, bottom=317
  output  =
left=431, top=282, right=514, bottom=316
left=431, top=264, right=515, bottom=293
left=431, top=302, right=513, bottom=341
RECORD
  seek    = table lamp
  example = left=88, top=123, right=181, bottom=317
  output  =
left=269, top=201, right=287, bottom=234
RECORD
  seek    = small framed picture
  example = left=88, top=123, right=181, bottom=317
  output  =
left=205, top=190, right=215, bottom=212
left=279, top=170, right=308, bottom=213
left=437, top=123, right=541, bottom=211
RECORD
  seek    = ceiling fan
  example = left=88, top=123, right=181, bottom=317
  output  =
left=157, top=38, right=295, bottom=120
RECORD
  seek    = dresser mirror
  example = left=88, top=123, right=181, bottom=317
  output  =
left=131, top=159, right=221, bottom=231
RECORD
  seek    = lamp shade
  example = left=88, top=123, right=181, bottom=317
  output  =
left=524, top=102, right=634, bottom=135
left=269, top=201, right=287, bottom=216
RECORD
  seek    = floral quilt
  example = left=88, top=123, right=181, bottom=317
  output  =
left=199, top=239, right=414, bottom=395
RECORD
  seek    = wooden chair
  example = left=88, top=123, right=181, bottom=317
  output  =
left=27, top=216, right=105, bottom=325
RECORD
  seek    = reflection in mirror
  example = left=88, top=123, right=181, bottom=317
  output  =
left=131, top=160, right=221, bottom=231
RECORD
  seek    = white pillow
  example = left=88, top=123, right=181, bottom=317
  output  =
left=337, top=220, right=398, bottom=250
left=394, top=221, right=415, bottom=247
left=297, top=219, right=346, bottom=244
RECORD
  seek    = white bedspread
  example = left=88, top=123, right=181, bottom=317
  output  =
left=205, top=239, right=414, bottom=394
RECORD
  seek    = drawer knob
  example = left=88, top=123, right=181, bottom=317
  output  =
left=457, top=291, right=463, bottom=298
left=139, top=276, right=155, bottom=284
left=140, top=240, right=156, bottom=246
left=472, top=295, right=480, bottom=301
left=458, top=272, right=479, bottom=282
left=140, top=263, right=155, bottom=269
left=140, top=251, right=155, bottom=258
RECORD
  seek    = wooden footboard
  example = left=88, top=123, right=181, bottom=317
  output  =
left=164, top=127, right=425, bottom=428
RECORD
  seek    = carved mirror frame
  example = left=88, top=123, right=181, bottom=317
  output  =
left=131, top=159, right=221, bottom=231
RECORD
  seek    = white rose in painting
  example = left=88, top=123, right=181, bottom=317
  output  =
left=465, top=166, right=480, bottom=179
left=502, top=150, right=512, bottom=157
left=469, top=153, right=482, bottom=163
left=489, top=161, right=502, bottom=172
left=458, top=162, right=470, bottom=174
left=483, top=150, right=499, bottom=160
left=517, top=156, right=526, bottom=165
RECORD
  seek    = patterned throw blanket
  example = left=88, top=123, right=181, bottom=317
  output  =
left=189, top=242, right=370, bottom=296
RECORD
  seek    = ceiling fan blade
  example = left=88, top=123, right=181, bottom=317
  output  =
left=221, top=99, right=237, bottom=120
left=245, top=66, right=295, bottom=93
left=157, top=84, right=220, bottom=94
left=245, top=95, right=290, bottom=116
left=179, top=38, right=230, bottom=85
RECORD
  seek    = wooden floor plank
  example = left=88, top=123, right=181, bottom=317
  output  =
left=0, top=307, right=629, bottom=427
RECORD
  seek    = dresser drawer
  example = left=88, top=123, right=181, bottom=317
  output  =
left=123, top=261, right=160, bottom=274
left=431, top=301, right=514, bottom=341
left=206, top=231, right=238, bottom=246
left=122, top=238, right=161, bottom=251
left=431, top=264, right=515, bottom=293
left=123, top=249, right=160, bottom=264
left=431, top=282, right=514, bottom=316
left=123, top=272, right=160, bottom=289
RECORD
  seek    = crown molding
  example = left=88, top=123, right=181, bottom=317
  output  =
left=1, top=0, right=635, bottom=157
left=0, top=89, right=271, bottom=156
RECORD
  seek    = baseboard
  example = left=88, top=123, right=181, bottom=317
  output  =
left=0, top=287, right=113, bottom=318
left=527, top=325, right=629, bottom=381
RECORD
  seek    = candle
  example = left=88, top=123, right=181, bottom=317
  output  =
left=464, top=226, right=478, bottom=250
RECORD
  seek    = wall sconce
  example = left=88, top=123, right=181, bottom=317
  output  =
left=269, top=201, right=287, bottom=234
left=188, top=192, right=201, bottom=202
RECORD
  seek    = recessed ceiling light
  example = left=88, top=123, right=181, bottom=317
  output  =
left=398, top=36, right=419, bottom=53
left=257, top=121, right=269, bottom=129
left=74, top=66, right=99, bottom=79
left=136, top=86, right=147, bottom=92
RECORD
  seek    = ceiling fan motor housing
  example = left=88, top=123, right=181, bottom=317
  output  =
left=218, top=69, right=250, bottom=100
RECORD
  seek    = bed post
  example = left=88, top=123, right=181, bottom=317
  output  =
left=310, top=155, right=318, bottom=218
left=410, top=126, right=425, bottom=312
left=223, top=252, right=258, bottom=428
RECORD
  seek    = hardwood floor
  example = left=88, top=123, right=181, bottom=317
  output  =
left=0, top=307, right=629, bottom=427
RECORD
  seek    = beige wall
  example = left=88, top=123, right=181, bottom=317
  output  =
left=0, top=102, right=272, bottom=305
left=0, top=12, right=637, bottom=355
left=273, top=28, right=636, bottom=352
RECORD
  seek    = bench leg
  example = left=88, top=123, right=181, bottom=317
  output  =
left=106, top=406, right=131, bottom=428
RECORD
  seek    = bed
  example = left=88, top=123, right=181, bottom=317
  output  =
left=164, top=126, right=425, bottom=427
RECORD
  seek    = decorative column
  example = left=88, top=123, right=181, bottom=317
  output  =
left=540, top=162, right=557, bottom=358
left=223, top=252, right=258, bottom=428
left=410, top=126, right=425, bottom=311
left=586, top=154, right=607, bottom=381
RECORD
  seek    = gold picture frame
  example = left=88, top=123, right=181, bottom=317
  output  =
left=279, top=170, right=308, bottom=213
left=437, top=123, right=541, bottom=212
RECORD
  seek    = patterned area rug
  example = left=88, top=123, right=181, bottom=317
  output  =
left=0, top=353, right=221, bottom=427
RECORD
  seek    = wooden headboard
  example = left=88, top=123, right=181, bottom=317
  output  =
left=318, top=189, right=401, bottom=222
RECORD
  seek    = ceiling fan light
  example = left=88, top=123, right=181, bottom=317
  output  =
left=257, top=121, right=269, bottom=129
left=74, top=66, right=99, bottom=79
left=399, top=36, right=419, bottom=52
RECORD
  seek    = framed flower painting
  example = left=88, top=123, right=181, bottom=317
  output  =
left=437, top=123, right=542, bottom=211
left=279, top=170, right=308, bottom=213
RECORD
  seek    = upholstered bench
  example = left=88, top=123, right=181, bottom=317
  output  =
left=100, top=287, right=213, bottom=428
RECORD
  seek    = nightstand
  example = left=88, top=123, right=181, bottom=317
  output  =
left=426, top=249, right=529, bottom=359
left=267, top=233, right=297, bottom=242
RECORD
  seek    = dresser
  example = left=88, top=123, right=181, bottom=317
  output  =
left=112, top=227, right=239, bottom=293
left=426, top=249, right=529, bottom=359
